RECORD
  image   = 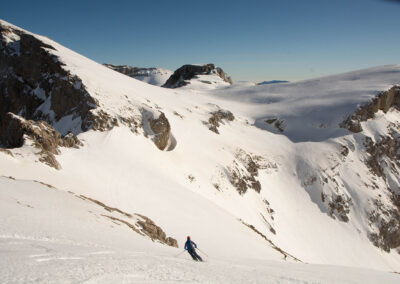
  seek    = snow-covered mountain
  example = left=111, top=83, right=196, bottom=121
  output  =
left=162, top=63, right=233, bottom=90
left=1, top=19, right=400, bottom=283
left=103, top=64, right=173, bottom=86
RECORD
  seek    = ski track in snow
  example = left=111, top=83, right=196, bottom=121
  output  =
left=1, top=237, right=399, bottom=284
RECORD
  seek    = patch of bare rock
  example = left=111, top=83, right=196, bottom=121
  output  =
left=208, top=109, right=235, bottom=134
left=80, top=195, right=178, bottom=248
left=0, top=113, right=81, bottom=169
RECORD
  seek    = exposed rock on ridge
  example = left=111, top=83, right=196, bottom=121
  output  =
left=0, top=23, right=99, bottom=135
left=340, top=86, right=400, bottom=132
left=162, top=63, right=232, bottom=88
left=0, top=113, right=81, bottom=169
left=363, top=124, right=400, bottom=252
left=80, top=195, right=178, bottom=248
left=337, top=85, right=400, bottom=251
left=0, top=22, right=153, bottom=167
left=0, top=22, right=104, bottom=168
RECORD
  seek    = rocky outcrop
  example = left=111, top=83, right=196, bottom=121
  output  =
left=361, top=124, right=400, bottom=252
left=0, top=23, right=99, bottom=135
left=0, top=22, right=122, bottom=168
left=136, top=214, right=178, bottom=247
left=0, top=113, right=81, bottom=169
left=228, top=149, right=277, bottom=195
left=149, top=113, right=171, bottom=150
left=364, top=131, right=400, bottom=179
left=340, top=86, right=400, bottom=132
left=141, top=110, right=176, bottom=151
left=80, top=195, right=178, bottom=248
left=369, top=196, right=400, bottom=253
left=215, top=66, right=233, bottom=85
left=208, top=109, right=235, bottom=134
left=162, top=63, right=232, bottom=88
left=328, top=194, right=351, bottom=222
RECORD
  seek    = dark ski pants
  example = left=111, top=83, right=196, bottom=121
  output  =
left=187, top=248, right=203, bottom=261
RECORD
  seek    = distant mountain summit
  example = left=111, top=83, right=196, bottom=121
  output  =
left=162, top=63, right=232, bottom=89
left=258, top=80, right=289, bottom=85
left=104, top=64, right=173, bottom=86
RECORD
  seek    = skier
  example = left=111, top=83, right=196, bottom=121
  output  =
left=184, top=236, right=203, bottom=261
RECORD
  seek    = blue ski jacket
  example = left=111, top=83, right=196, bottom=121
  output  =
left=184, top=240, right=197, bottom=250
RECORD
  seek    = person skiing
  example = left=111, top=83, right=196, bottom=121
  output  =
left=184, top=236, right=203, bottom=261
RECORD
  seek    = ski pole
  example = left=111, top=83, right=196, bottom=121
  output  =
left=175, top=250, right=186, bottom=257
left=196, top=247, right=208, bottom=257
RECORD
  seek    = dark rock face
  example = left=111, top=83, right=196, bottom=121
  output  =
left=163, top=63, right=232, bottom=88
left=0, top=22, right=122, bottom=168
left=340, top=86, right=400, bottom=132
left=1, top=22, right=173, bottom=163
left=0, top=113, right=81, bottom=169
left=0, top=23, right=99, bottom=135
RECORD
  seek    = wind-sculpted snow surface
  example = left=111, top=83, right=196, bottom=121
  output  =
left=1, top=19, right=400, bottom=280
left=211, top=66, right=400, bottom=142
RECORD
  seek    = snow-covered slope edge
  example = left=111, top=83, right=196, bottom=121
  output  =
left=103, top=64, right=173, bottom=86
left=1, top=18, right=400, bottom=277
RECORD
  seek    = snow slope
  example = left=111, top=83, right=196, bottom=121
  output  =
left=212, top=65, right=400, bottom=142
left=1, top=19, right=400, bottom=282
left=1, top=176, right=399, bottom=283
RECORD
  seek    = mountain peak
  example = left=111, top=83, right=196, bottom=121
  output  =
left=162, top=63, right=232, bottom=89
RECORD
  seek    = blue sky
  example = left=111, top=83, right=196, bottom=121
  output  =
left=1, top=0, right=400, bottom=82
